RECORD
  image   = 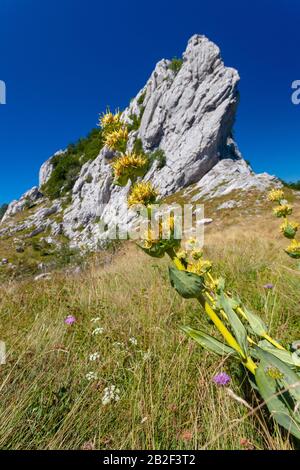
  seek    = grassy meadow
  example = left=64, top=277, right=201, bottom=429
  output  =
left=0, top=196, right=300, bottom=450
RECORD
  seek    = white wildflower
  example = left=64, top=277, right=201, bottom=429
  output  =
left=129, top=337, right=138, bottom=346
left=86, top=371, right=98, bottom=381
left=92, top=327, right=104, bottom=335
left=143, top=351, right=151, bottom=361
left=89, top=352, right=100, bottom=361
left=102, top=385, right=121, bottom=405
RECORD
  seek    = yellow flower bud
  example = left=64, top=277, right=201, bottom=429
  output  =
left=280, top=220, right=299, bottom=239
left=191, top=249, right=203, bottom=260
left=285, top=239, right=300, bottom=258
left=128, top=181, right=158, bottom=207
left=104, top=127, right=128, bottom=152
left=112, top=152, right=147, bottom=177
left=267, top=189, right=284, bottom=202
left=176, top=249, right=188, bottom=260
left=273, top=204, right=293, bottom=218
left=187, top=259, right=212, bottom=275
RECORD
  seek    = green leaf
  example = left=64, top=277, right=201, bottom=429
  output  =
left=255, top=359, right=300, bottom=439
left=257, top=340, right=300, bottom=368
left=216, top=292, right=248, bottom=356
left=286, top=250, right=300, bottom=260
left=169, top=267, right=204, bottom=299
left=181, top=326, right=237, bottom=357
left=113, top=174, right=130, bottom=187
left=282, top=224, right=297, bottom=239
left=255, top=347, right=300, bottom=402
left=243, top=307, right=267, bottom=337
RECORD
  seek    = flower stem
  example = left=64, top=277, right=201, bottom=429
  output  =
left=166, top=248, right=186, bottom=270
left=166, top=249, right=257, bottom=375
left=206, top=272, right=286, bottom=351
left=197, top=295, right=257, bottom=375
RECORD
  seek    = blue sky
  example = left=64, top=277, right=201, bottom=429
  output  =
left=0, top=0, right=299, bottom=204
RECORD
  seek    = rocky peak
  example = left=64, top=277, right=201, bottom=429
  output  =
left=125, top=34, right=240, bottom=195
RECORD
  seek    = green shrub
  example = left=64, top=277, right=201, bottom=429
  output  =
left=53, top=243, right=83, bottom=268
left=131, top=141, right=166, bottom=170
left=168, top=57, right=183, bottom=74
left=148, top=148, right=166, bottom=169
left=128, top=106, right=145, bottom=132
left=132, top=138, right=144, bottom=155
left=0, top=203, right=8, bottom=220
left=281, top=179, right=300, bottom=190
left=42, top=129, right=104, bottom=200
left=127, top=91, right=146, bottom=132
left=137, top=91, right=146, bottom=106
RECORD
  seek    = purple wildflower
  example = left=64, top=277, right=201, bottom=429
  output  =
left=64, top=315, right=76, bottom=325
left=263, top=283, right=274, bottom=290
left=213, top=372, right=231, bottom=386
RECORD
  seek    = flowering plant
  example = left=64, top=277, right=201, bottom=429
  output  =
left=268, top=189, right=300, bottom=259
left=101, top=111, right=300, bottom=439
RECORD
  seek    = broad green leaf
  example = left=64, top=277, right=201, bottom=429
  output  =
left=286, top=250, right=300, bottom=259
left=216, top=292, right=248, bottom=356
left=169, top=266, right=204, bottom=299
left=256, top=360, right=300, bottom=439
left=248, top=377, right=259, bottom=392
left=243, top=308, right=267, bottom=337
left=181, top=326, right=237, bottom=357
left=255, top=347, right=300, bottom=402
left=258, top=340, right=300, bottom=368
left=113, top=174, right=130, bottom=187
left=134, top=166, right=148, bottom=177
left=282, top=223, right=297, bottom=239
left=292, top=352, right=300, bottom=368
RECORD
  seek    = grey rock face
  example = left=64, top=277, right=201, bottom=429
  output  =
left=124, top=35, right=240, bottom=196
left=186, top=159, right=280, bottom=202
left=0, top=200, right=62, bottom=240
left=39, top=158, right=53, bottom=188
left=39, top=149, right=66, bottom=188
left=2, top=186, right=43, bottom=222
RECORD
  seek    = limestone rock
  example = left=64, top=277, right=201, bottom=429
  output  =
left=2, top=186, right=43, bottom=222
left=187, top=159, right=280, bottom=202
left=39, top=149, right=66, bottom=188
left=125, top=35, right=240, bottom=196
